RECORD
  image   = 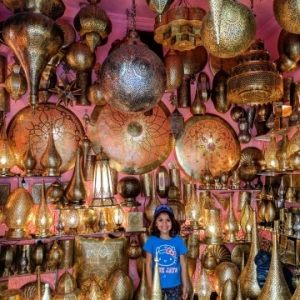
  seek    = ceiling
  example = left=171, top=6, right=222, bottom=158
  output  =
left=0, top=0, right=281, bottom=60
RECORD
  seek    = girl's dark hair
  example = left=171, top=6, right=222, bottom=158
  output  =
left=150, top=211, right=181, bottom=237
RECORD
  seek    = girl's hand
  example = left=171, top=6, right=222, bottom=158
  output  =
left=181, top=286, right=188, bottom=299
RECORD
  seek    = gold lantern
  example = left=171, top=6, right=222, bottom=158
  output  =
left=113, top=204, right=125, bottom=231
left=264, top=133, right=279, bottom=171
left=4, top=187, right=34, bottom=238
left=65, top=209, right=80, bottom=234
left=73, top=1, right=112, bottom=52
left=204, top=208, right=223, bottom=245
left=227, top=40, right=283, bottom=105
left=92, top=148, right=116, bottom=207
left=154, top=5, right=206, bottom=51
left=0, top=114, right=15, bottom=176
left=35, top=181, right=53, bottom=238
left=2, top=12, right=64, bottom=113
left=201, top=0, right=256, bottom=58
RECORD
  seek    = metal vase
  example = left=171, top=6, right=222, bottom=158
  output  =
left=65, top=148, right=90, bottom=205
left=40, top=124, right=63, bottom=177
left=133, top=258, right=149, bottom=300
left=2, top=12, right=64, bottom=112
left=239, top=208, right=261, bottom=299
left=258, top=232, right=292, bottom=299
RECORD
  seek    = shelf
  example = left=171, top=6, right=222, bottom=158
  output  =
left=255, top=124, right=299, bottom=141
left=0, top=230, right=147, bottom=244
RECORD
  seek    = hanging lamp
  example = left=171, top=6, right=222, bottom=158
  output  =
left=227, top=40, right=283, bottom=105
left=99, top=0, right=166, bottom=113
left=154, top=0, right=206, bottom=51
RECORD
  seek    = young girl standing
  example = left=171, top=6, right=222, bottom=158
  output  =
left=143, top=204, right=188, bottom=299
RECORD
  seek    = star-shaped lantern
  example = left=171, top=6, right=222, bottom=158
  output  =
left=49, top=73, right=81, bottom=107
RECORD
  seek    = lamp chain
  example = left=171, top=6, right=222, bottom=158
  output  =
left=131, top=0, right=136, bottom=32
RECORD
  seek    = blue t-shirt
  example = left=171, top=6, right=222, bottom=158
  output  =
left=143, top=235, right=188, bottom=289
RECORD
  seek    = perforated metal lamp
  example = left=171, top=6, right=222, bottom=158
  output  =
left=0, top=114, right=15, bottom=176
left=92, top=148, right=116, bottom=207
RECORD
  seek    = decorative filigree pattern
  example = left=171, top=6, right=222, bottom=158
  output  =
left=7, top=103, right=84, bottom=174
left=175, top=114, right=240, bottom=180
left=89, top=103, right=172, bottom=174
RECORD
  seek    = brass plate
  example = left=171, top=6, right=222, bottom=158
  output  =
left=89, top=102, right=172, bottom=175
left=209, top=54, right=238, bottom=76
left=175, top=114, right=240, bottom=181
left=7, top=103, right=85, bottom=174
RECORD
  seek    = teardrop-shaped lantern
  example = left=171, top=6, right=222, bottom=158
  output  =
left=2, top=12, right=64, bottom=113
left=201, top=0, right=256, bottom=58
left=73, top=3, right=112, bottom=52
left=146, top=0, right=174, bottom=17
left=99, top=31, right=166, bottom=113
left=4, top=187, right=34, bottom=238
left=3, top=0, right=65, bottom=20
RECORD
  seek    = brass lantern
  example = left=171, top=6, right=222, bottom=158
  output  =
left=92, top=148, right=116, bottom=207
left=4, top=187, right=34, bottom=238
left=201, top=0, right=256, bottom=58
left=99, top=30, right=166, bottom=113
left=73, top=0, right=112, bottom=52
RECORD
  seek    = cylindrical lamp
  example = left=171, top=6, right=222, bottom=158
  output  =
left=92, top=148, right=116, bottom=207
left=204, top=208, right=223, bottom=245
left=66, top=209, right=80, bottom=234
left=113, top=205, right=124, bottom=231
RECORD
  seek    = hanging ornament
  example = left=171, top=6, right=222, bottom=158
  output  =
left=201, top=0, right=256, bottom=58
left=5, top=63, right=27, bottom=101
left=73, top=0, right=112, bottom=52
left=99, top=1, right=166, bottom=113
left=146, top=0, right=174, bottom=19
left=2, top=12, right=64, bottom=113
left=48, top=64, right=81, bottom=107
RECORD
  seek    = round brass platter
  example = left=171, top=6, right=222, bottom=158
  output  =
left=7, top=103, right=85, bottom=174
left=175, top=114, right=240, bottom=181
left=89, top=102, right=172, bottom=175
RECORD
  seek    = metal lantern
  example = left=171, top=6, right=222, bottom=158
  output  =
left=99, top=31, right=166, bottom=113
left=201, top=0, right=256, bottom=58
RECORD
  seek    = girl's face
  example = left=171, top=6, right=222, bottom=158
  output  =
left=155, top=212, right=172, bottom=236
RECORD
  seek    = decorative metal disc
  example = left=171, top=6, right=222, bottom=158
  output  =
left=175, top=114, right=240, bottom=181
left=7, top=103, right=85, bottom=174
left=89, top=102, right=172, bottom=175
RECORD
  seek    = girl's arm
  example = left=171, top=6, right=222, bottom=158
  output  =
left=145, top=252, right=153, bottom=295
left=180, top=254, right=188, bottom=299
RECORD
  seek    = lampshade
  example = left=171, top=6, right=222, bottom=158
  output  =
left=0, top=114, right=15, bottom=176
left=204, top=208, right=223, bottom=245
left=92, top=149, right=116, bottom=207
left=35, top=181, right=53, bottom=238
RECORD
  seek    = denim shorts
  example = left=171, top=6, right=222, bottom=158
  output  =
left=162, top=285, right=181, bottom=300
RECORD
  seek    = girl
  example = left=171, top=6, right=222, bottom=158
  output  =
left=143, top=204, right=188, bottom=299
